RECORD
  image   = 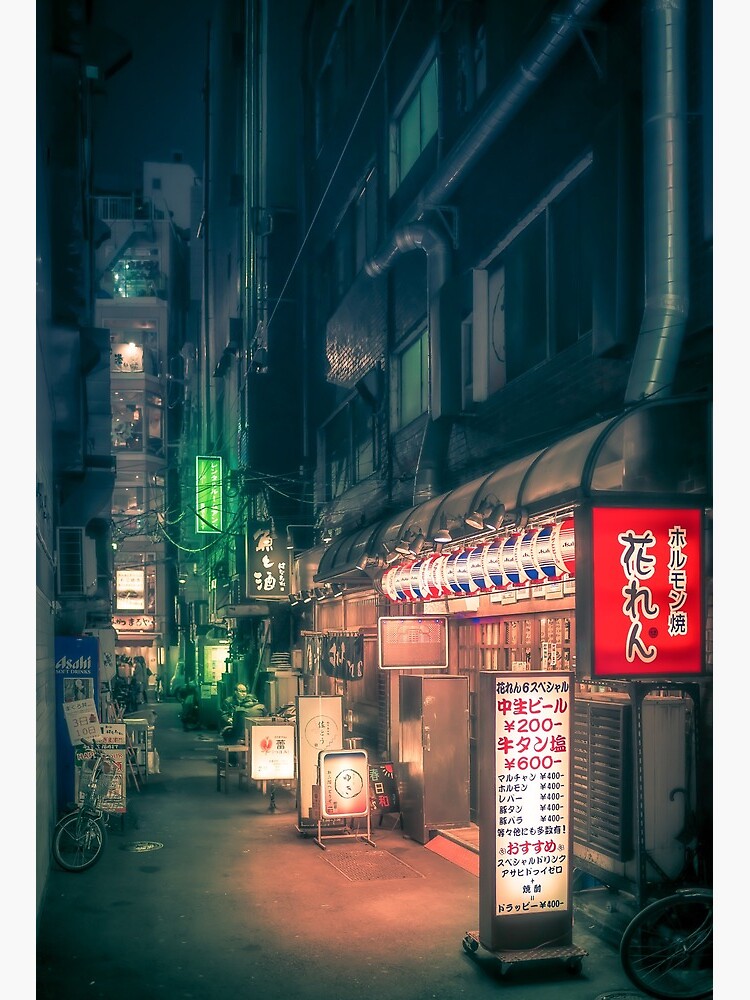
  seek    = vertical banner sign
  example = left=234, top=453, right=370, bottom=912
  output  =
left=245, top=523, right=289, bottom=598
left=322, top=632, right=364, bottom=679
left=318, top=749, right=369, bottom=818
left=295, top=696, right=343, bottom=828
left=591, top=507, right=703, bottom=678
left=479, top=671, right=575, bottom=953
left=195, top=455, right=223, bottom=533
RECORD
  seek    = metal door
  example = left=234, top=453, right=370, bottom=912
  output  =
left=399, top=674, right=470, bottom=844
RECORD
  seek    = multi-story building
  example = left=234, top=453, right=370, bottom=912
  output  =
left=36, top=0, right=128, bottom=917
left=192, top=0, right=711, bottom=898
left=93, top=163, right=196, bottom=685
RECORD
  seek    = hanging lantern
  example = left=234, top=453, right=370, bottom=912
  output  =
left=481, top=537, right=505, bottom=588
left=551, top=517, right=575, bottom=576
left=518, top=528, right=543, bottom=582
left=533, top=524, right=560, bottom=578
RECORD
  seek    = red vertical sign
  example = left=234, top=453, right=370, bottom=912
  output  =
left=592, top=507, right=703, bottom=678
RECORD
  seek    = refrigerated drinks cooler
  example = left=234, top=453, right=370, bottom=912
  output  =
left=399, top=674, right=470, bottom=844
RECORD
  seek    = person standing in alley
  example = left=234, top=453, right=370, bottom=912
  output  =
left=132, top=655, right=149, bottom=705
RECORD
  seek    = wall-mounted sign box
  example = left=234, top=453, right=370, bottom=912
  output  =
left=590, top=507, right=703, bottom=678
left=377, top=616, right=448, bottom=669
left=195, top=455, right=223, bottom=534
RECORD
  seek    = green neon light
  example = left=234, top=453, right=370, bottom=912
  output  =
left=195, top=456, right=223, bottom=534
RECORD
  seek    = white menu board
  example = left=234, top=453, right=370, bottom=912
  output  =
left=492, top=673, right=572, bottom=914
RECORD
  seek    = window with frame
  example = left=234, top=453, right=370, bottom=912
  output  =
left=395, top=328, right=429, bottom=428
left=323, top=394, right=377, bottom=501
left=111, top=389, right=164, bottom=454
left=331, top=167, right=378, bottom=305
left=456, top=0, right=487, bottom=116
left=476, top=165, right=593, bottom=395
left=110, top=326, right=158, bottom=375
left=315, top=3, right=356, bottom=153
left=389, top=56, right=439, bottom=196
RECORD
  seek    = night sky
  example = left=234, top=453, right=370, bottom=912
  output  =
left=90, top=0, right=214, bottom=190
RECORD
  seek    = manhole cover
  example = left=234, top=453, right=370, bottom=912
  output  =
left=322, top=849, right=424, bottom=882
left=122, top=841, right=164, bottom=853
left=595, top=993, right=643, bottom=1000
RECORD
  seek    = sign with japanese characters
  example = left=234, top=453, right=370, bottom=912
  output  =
left=245, top=524, right=289, bottom=599
left=591, top=507, right=703, bottom=678
left=368, top=761, right=400, bottom=814
left=318, top=748, right=369, bottom=818
left=74, top=744, right=126, bottom=815
left=62, top=698, right=101, bottom=746
left=479, top=672, right=575, bottom=953
left=112, top=615, right=155, bottom=632
left=295, top=696, right=343, bottom=828
left=321, top=632, right=364, bottom=679
left=115, top=568, right=145, bottom=610
left=195, top=455, right=223, bottom=533
left=249, top=723, right=296, bottom=780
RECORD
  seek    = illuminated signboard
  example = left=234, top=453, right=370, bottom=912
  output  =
left=245, top=524, right=289, bottom=598
left=478, top=671, right=575, bottom=953
left=249, top=724, right=296, bottom=780
left=492, top=672, right=572, bottom=914
left=591, top=507, right=703, bottom=678
left=295, top=696, right=343, bottom=828
left=195, top=455, right=223, bottom=534
left=112, top=615, right=155, bottom=632
left=115, top=569, right=145, bottom=610
left=318, top=748, right=369, bottom=819
left=377, top=616, right=448, bottom=669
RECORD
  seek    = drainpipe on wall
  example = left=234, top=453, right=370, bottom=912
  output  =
left=625, top=0, right=689, bottom=404
left=364, top=0, right=609, bottom=502
left=365, top=223, right=450, bottom=503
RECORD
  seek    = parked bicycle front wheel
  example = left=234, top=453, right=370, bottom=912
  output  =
left=52, top=812, right=107, bottom=872
left=620, top=889, right=712, bottom=999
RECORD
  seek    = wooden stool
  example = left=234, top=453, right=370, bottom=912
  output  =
left=216, top=739, right=249, bottom=792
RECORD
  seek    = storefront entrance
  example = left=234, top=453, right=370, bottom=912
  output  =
left=456, top=610, right=576, bottom=821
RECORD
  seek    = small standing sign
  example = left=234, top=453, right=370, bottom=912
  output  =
left=314, top=748, right=375, bottom=849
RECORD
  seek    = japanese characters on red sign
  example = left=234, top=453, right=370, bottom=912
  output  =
left=592, top=507, right=703, bottom=678
left=494, top=675, right=572, bottom=916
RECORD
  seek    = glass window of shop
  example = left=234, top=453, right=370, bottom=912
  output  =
left=112, top=390, right=163, bottom=454
left=110, top=326, right=158, bottom=375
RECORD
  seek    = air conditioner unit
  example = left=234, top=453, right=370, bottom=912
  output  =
left=573, top=693, right=691, bottom=887
left=56, top=527, right=98, bottom=596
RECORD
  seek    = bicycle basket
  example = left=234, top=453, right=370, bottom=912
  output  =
left=93, top=758, right=117, bottom=799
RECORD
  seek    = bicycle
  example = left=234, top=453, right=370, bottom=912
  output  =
left=52, top=738, right=118, bottom=872
left=618, top=784, right=712, bottom=999
left=619, top=886, right=712, bottom=999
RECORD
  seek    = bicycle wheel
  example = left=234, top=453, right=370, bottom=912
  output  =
left=620, top=890, right=712, bottom=999
left=52, top=812, right=107, bottom=872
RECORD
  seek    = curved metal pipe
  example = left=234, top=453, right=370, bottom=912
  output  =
left=364, top=222, right=449, bottom=286
left=420, top=0, right=608, bottom=210
left=626, top=0, right=689, bottom=403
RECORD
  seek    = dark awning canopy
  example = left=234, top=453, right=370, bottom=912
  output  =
left=311, top=396, right=710, bottom=587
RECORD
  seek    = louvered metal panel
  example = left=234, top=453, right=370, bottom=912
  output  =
left=573, top=699, right=633, bottom=862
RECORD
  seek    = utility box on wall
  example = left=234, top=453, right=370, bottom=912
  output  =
left=398, top=674, right=470, bottom=845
